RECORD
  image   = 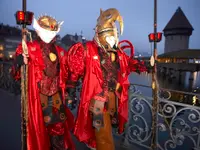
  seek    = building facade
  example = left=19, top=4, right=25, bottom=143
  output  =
left=61, top=33, right=86, bottom=50
left=0, top=24, right=37, bottom=60
left=0, top=24, right=86, bottom=60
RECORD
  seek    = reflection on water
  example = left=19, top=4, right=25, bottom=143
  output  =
left=129, top=72, right=200, bottom=106
left=158, top=71, right=200, bottom=93
left=129, top=72, right=152, bottom=97
left=129, top=71, right=200, bottom=93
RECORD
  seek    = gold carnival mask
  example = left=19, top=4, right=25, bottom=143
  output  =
left=38, top=15, right=59, bottom=31
left=94, top=8, right=124, bottom=51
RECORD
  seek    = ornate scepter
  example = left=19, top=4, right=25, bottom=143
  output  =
left=15, top=1, right=33, bottom=149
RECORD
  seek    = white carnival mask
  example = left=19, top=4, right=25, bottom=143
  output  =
left=32, top=17, right=64, bottom=43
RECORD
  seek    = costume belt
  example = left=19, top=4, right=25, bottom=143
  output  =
left=89, top=83, right=121, bottom=130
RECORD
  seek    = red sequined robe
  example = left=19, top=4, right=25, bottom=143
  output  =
left=13, top=40, right=75, bottom=150
left=66, top=40, right=138, bottom=148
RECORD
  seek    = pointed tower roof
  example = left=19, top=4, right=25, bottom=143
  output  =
left=163, top=7, right=194, bottom=31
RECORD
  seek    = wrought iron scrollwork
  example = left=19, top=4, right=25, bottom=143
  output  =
left=122, top=84, right=200, bottom=150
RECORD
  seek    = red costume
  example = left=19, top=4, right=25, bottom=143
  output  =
left=66, top=8, right=146, bottom=150
left=13, top=15, right=75, bottom=150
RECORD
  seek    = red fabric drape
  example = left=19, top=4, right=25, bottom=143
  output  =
left=15, top=41, right=75, bottom=150
left=68, top=41, right=130, bottom=148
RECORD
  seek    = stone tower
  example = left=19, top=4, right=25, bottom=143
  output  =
left=163, top=7, right=194, bottom=53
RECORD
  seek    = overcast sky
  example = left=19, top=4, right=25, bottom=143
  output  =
left=0, top=0, right=200, bottom=54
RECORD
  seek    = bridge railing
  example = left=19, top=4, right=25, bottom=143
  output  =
left=119, top=84, right=200, bottom=150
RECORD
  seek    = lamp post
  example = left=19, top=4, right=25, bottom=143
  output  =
left=21, top=1, right=28, bottom=149
left=149, top=0, right=159, bottom=149
left=15, top=0, right=33, bottom=149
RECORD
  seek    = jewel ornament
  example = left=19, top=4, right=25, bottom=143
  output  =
left=49, top=52, right=57, bottom=62
left=150, top=55, right=155, bottom=67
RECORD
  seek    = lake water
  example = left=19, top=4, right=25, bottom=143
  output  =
left=129, top=71, right=200, bottom=96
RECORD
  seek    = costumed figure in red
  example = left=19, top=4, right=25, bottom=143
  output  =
left=66, top=8, right=146, bottom=150
left=12, top=15, right=75, bottom=150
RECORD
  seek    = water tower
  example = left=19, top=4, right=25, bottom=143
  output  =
left=163, top=7, right=194, bottom=53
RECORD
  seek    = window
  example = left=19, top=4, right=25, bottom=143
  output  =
left=0, top=53, right=3, bottom=58
left=5, top=38, right=21, bottom=43
left=0, top=45, right=3, bottom=51
left=5, top=45, right=14, bottom=48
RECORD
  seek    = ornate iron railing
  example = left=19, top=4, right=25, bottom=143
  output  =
left=120, top=84, right=200, bottom=150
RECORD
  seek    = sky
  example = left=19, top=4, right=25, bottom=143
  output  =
left=0, top=0, right=200, bottom=54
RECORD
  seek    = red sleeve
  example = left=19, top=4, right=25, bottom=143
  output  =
left=15, top=43, right=23, bottom=56
left=66, top=43, right=85, bottom=87
left=58, top=47, right=69, bottom=84
left=128, top=57, right=147, bottom=73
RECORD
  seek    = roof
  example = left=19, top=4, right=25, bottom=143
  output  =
left=163, top=7, right=194, bottom=31
left=158, top=49, right=200, bottom=59
left=0, top=24, right=37, bottom=38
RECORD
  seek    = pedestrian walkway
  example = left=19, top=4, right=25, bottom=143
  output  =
left=0, top=89, right=140, bottom=150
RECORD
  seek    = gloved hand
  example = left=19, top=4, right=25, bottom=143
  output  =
left=16, top=54, right=29, bottom=65
left=65, top=88, right=77, bottom=110
left=135, top=69, right=141, bottom=74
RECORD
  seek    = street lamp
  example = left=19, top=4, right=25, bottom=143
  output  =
left=148, top=32, right=162, bottom=43
left=0, top=44, right=3, bottom=50
left=15, top=11, right=34, bottom=26
left=0, top=45, right=4, bottom=60
left=149, top=0, right=160, bottom=150
left=14, top=0, right=34, bottom=150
